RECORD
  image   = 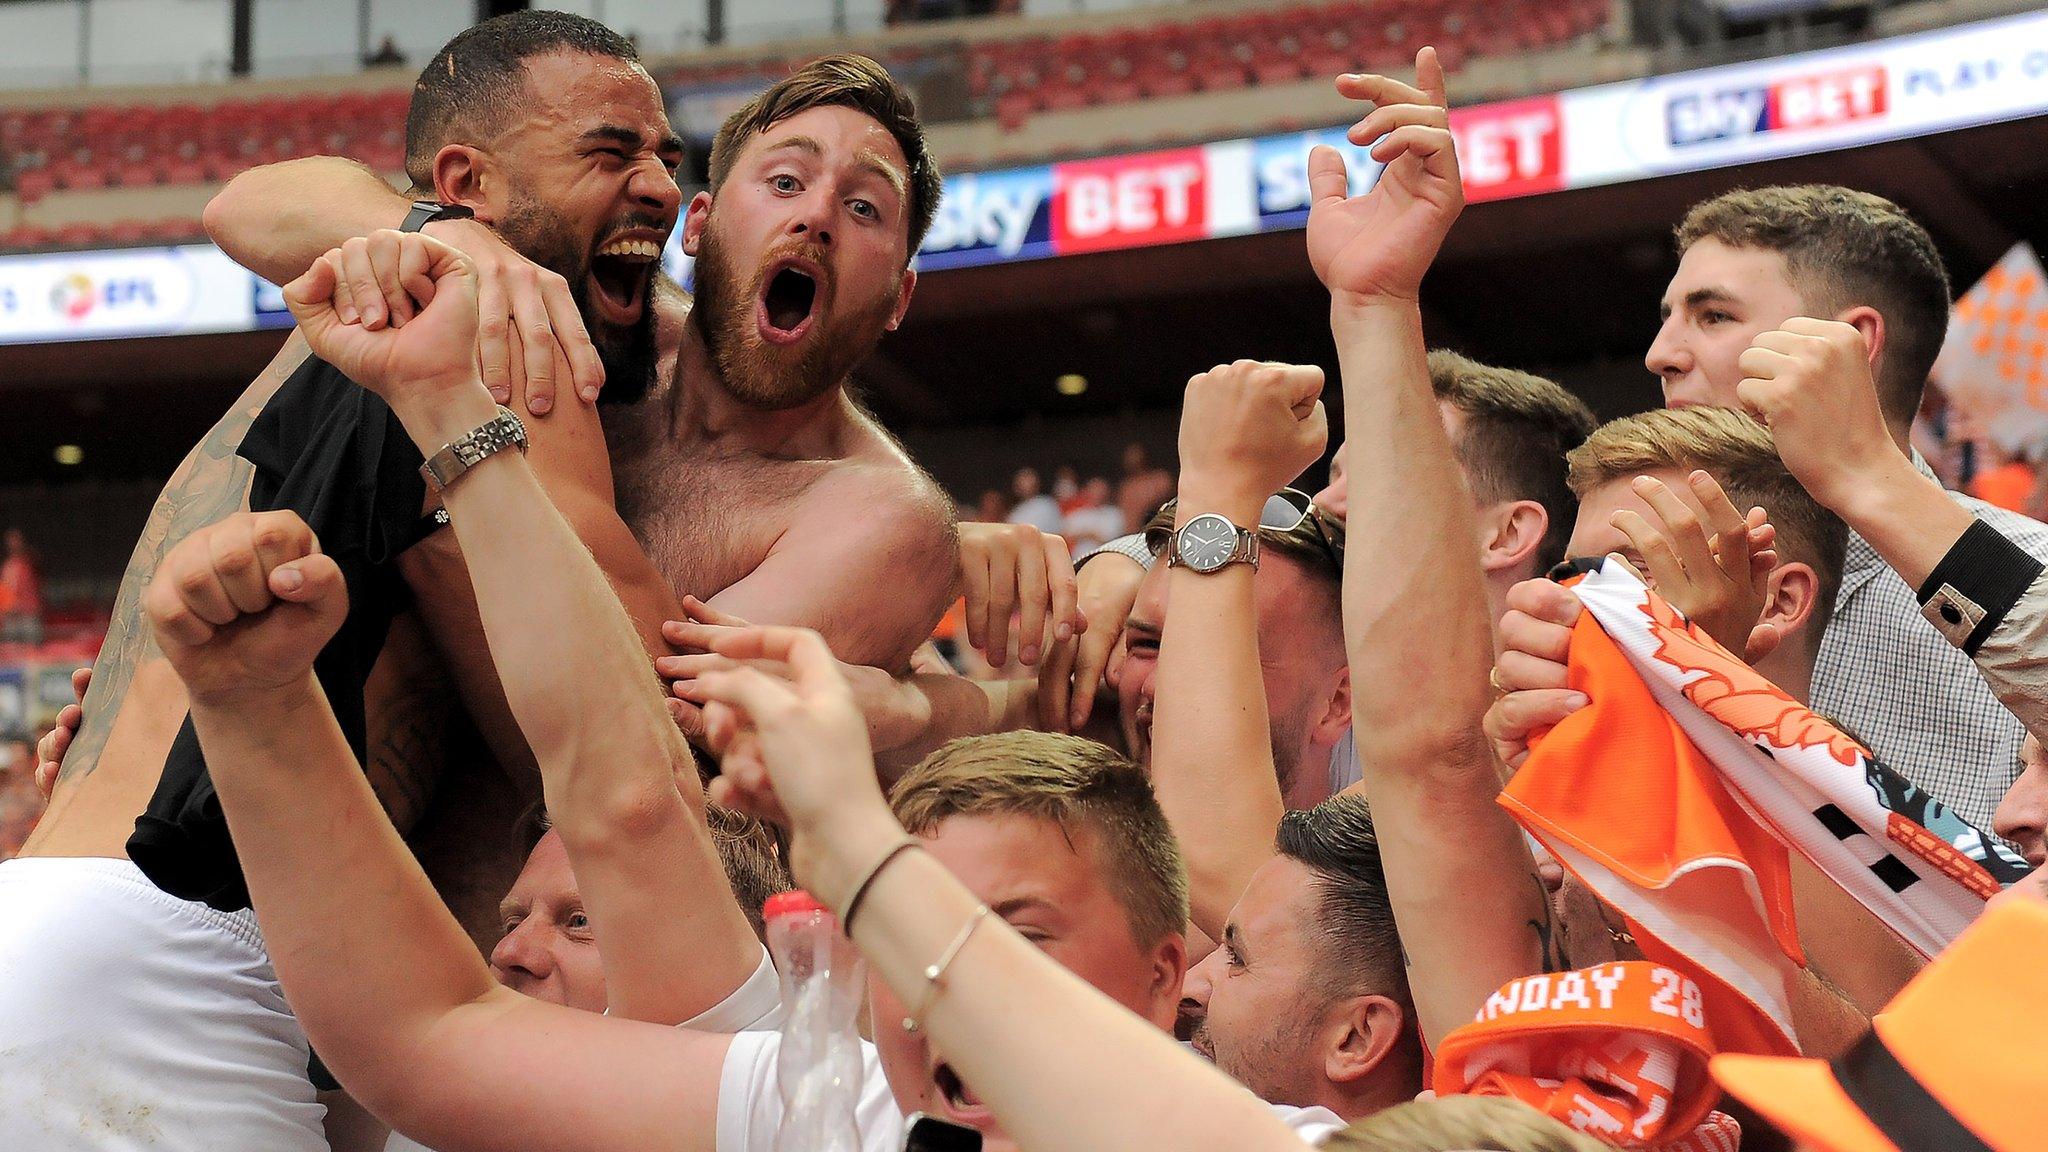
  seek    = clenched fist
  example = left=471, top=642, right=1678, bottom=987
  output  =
left=1177, top=360, right=1329, bottom=506
left=1735, top=317, right=1898, bottom=511
left=283, top=229, right=485, bottom=411
left=143, top=511, right=348, bottom=706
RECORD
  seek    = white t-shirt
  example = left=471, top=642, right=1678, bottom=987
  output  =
left=385, top=946, right=786, bottom=1152
left=1006, top=496, right=1065, bottom=534
left=715, top=1031, right=1348, bottom=1152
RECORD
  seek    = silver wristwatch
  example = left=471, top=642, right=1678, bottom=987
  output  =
left=419, top=405, right=528, bottom=492
left=1165, top=513, right=1260, bottom=573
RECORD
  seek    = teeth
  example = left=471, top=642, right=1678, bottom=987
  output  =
left=596, top=238, right=662, bottom=259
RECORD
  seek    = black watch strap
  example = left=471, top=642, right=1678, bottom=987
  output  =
left=399, top=200, right=474, bottom=233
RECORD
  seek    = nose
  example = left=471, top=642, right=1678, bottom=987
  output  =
left=629, top=161, right=683, bottom=223
left=1183, top=946, right=1221, bottom=1010
left=1994, top=774, right=2048, bottom=869
left=788, top=193, right=835, bottom=248
left=1645, top=315, right=1692, bottom=389
left=489, top=920, right=555, bottom=988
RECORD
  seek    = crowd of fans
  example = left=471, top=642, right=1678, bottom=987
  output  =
left=3, top=12, right=2044, bottom=1152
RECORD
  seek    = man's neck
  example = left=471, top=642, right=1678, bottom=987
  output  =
left=670, top=320, right=852, bottom=457
left=1756, top=643, right=1816, bottom=709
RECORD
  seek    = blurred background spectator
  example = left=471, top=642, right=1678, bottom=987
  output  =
left=0, top=529, right=43, bottom=647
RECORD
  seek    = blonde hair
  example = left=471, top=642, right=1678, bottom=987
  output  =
left=1565, top=406, right=1844, bottom=618
left=1325, top=1095, right=1612, bottom=1152
left=890, top=732, right=1189, bottom=949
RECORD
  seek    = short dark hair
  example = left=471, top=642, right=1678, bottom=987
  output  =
left=892, top=732, right=1189, bottom=950
left=1676, top=185, right=1952, bottom=425
left=405, top=11, right=641, bottom=190
left=1429, top=350, right=1598, bottom=575
left=1274, top=796, right=1408, bottom=1008
left=706, top=54, right=942, bottom=254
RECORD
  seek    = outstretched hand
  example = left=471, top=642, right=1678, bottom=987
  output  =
left=1307, top=47, right=1464, bottom=306
left=142, top=511, right=348, bottom=706
left=283, top=229, right=485, bottom=409
left=692, top=626, right=889, bottom=846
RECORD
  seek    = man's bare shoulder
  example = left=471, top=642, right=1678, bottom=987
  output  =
left=816, top=411, right=957, bottom=554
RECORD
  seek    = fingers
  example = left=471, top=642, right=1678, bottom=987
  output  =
left=1334, top=71, right=1431, bottom=108
left=1610, top=509, right=1681, bottom=596
left=267, top=553, right=346, bottom=615
left=1104, top=631, right=1130, bottom=691
left=1631, top=475, right=1717, bottom=580
left=1070, top=624, right=1117, bottom=729
left=1368, top=124, right=1457, bottom=178
left=666, top=696, right=709, bottom=747
left=1503, top=575, right=1583, bottom=629
left=683, top=595, right=752, bottom=628
left=703, top=625, right=841, bottom=696
left=507, top=266, right=557, bottom=415
left=1045, top=534, right=1081, bottom=647
left=540, top=271, right=605, bottom=405
left=1036, top=635, right=1075, bottom=734
left=1497, top=607, right=1573, bottom=667
left=144, top=573, right=216, bottom=649
left=1483, top=688, right=1589, bottom=750
left=206, top=519, right=276, bottom=616
left=70, top=665, right=91, bottom=706
left=477, top=271, right=513, bottom=404
left=1016, top=539, right=1049, bottom=668
left=693, top=663, right=802, bottom=722
left=397, top=232, right=437, bottom=319
left=1306, top=144, right=1351, bottom=209
left=248, top=510, right=318, bottom=597
left=1346, top=99, right=1451, bottom=151
left=1495, top=647, right=1568, bottom=693
left=1743, top=621, right=1784, bottom=666
left=337, top=235, right=392, bottom=330
left=980, top=548, right=1017, bottom=666
left=281, top=250, right=341, bottom=322
left=1415, top=45, right=1447, bottom=107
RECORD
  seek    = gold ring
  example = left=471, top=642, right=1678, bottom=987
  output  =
left=1489, top=667, right=1509, bottom=696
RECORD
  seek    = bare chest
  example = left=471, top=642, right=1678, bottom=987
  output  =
left=610, top=441, right=830, bottom=600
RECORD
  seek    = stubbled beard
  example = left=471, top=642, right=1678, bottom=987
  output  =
left=691, top=220, right=898, bottom=412
left=497, top=195, right=661, bottom=406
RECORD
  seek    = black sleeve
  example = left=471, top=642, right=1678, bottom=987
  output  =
left=1916, top=519, right=2045, bottom=656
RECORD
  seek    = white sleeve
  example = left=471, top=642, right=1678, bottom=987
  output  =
left=680, top=946, right=785, bottom=1034
left=1270, top=1102, right=1346, bottom=1145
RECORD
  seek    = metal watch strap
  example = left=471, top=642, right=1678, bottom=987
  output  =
left=1165, top=520, right=1261, bottom=571
left=399, top=200, right=473, bottom=233
left=419, top=405, right=527, bottom=492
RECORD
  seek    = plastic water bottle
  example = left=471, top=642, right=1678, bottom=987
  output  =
left=765, top=891, right=869, bottom=1152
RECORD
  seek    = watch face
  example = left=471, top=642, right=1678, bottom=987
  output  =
left=1176, top=514, right=1239, bottom=573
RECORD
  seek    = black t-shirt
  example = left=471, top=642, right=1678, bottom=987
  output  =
left=128, top=356, right=442, bottom=912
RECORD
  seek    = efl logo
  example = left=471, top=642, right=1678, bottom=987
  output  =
left=49, top=273, right=95, bottom=321
left=1666, top=65, right=1887, bottom=148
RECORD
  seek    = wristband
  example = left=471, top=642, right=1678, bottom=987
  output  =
left=400, top=200, right=474, bottom=233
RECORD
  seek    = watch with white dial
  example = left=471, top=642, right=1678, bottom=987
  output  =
left=1165, top=512, right=1260, bottom=573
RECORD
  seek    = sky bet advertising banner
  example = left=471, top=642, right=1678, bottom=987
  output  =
left=5, top=9, right=2047, bottom=344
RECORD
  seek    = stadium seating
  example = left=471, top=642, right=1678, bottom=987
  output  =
left=0, top=0, right=1610, bottom=210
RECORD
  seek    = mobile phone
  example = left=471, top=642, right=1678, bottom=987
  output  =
left=902, top=1113, right=981, bottom=1152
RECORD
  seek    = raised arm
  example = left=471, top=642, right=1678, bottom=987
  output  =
left=152, top=514, right=733, bottom=1152
left=292, top=230, right=759, bottom=1024
left=1149, top=360, right=1329, bottom=938
left=206, top=156, right=602, bottom=412
left=695, top=628, right=1312, bottom=1152
left=1310, top=49, right=1550, bottom=1046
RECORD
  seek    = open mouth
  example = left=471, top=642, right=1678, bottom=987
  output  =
left=589, top=234, right=662, bottom=327
left=756, top=259, right=821, bottom=345
left=932, top=1062, right=991, bottom=1123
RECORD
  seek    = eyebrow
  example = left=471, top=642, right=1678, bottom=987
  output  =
left=582, top=123, right=686, bottom=159
left=991, top=896, right=1059, bottom=921
left=1661, top=286, right=1740, bottom=321
left=497, top=897, right=525, bottom=921
left=761, top=133, right=908, bottom=202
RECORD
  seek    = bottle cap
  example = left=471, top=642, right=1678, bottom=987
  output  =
left=764, top=890, right=829, bottom=921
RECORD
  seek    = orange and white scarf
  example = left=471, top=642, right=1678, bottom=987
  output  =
left=1501, top=561, right=2026, bottom=1055
left=1435, top=963, right=1741, bottom=1152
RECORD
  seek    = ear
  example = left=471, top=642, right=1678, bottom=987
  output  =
left=1479, top=500, right=1549, bottom=579
left=1322, top=994, right=1409, bottom=1086
left=1834, top=303, right=1887, bottom=370
left=1760, top=560, right=1822, bottom=646
left=1145, top=932, right=1190, bottom=1032
left=681, top=190, right=715, bottom=257
left=430, top=145, right=493, bottom=219
left=1312, top=664, right=1353, bottom=749
left=886, top=266, right=918, bottom=331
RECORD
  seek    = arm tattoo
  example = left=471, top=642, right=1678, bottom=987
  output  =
left=59, top=342, right=306, bottom=784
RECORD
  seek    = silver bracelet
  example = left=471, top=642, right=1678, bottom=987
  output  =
left=902, top=904, right=993, bottom=1034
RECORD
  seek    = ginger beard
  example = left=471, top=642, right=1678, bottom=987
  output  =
left=497, top=194, right=664, bottom=403
left=690, top=206, right=902, bottom=412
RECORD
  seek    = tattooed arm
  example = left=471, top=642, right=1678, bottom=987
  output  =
left=49, top=335, right=310, bottom=793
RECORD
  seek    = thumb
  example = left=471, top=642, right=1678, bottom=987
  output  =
left=269, top=554, right=347, bottom=613
left=1307, top=145, right=1350, bottom=209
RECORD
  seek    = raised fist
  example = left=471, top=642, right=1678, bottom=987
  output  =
left=283, top=229, right=484, bottom=410
left=1307, top=47, right=1464, bottom=306
left=143, top=511, right=348, bottom=706
left=1735, top=317, right=1895, bottom=510
left=1178, top=359, right=1329, bottom=502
